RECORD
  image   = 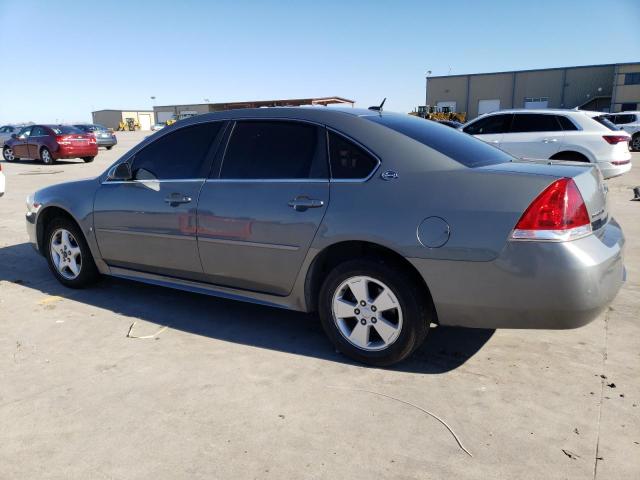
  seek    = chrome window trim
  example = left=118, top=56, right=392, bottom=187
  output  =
left=205, top=178, right=328, bottom=184
left=102, top=177, right=205, bottom=185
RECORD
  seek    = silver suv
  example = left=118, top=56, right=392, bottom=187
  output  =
left=26, top=108, right=625, bottom=366
left=606, top=111, right=640, bottom=151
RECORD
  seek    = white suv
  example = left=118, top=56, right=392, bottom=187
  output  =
left=606, top=111, right=640, bottom=151
left=461, top=109, right=632, bottom=179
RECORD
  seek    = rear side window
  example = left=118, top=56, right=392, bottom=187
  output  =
left=32, top=126, right=48, bottom=136
left=592, top=115, right=620, bottom=131
left=221, top=121, right=326, bottom=179
left=556, top=116, right=578, bottom=131
left=510, top=114, right=561, bottom=133
left=612, top=114, right=636, bottom=124
left=328, top=131, right=378, bottom=179
left=132, top=122, right=221, bottom=180
left=463, top=114, right=511, bottom=135
left=367, top=114, right=514, bottom=168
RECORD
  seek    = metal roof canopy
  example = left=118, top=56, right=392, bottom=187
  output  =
left=154, top=96, right=355, bottom=110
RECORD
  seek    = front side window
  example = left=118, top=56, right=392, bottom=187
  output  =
left=32, top=126, right=47, bottom=136
left=328, top=131, right=378, bottom=179
left=220, top=121, right=326, bottom=179
left=17, top=127, right=32, bottom=138
left=510, top=114, right=561, bottom=133
left=131, top=122, right=221, bottom=180
left=463, top=114, right=512, bottom=135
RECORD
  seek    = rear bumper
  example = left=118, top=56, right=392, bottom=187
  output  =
left=598, top=160, right=632, bottom=179
left=96, top=136, right=117, bottom=147
left=54, top=145, right=98, bottom=159
left=411, top=218, right=625, bottom=329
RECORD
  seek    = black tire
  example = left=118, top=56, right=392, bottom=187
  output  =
left=44, top=216, right=100, bottom=288
left=106, top=146, right=113, bottom=150
left=631, top=134, right=640, bottom=152
left=3, top=146, right=18, bottom=162
left=40, top=147, right=55, bottom=165
left=82, top=156, right=95, bottom=163
left=318, top=259, right=431, bottom=367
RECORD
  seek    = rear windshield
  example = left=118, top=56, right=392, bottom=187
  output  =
left=365, top=114, right=513, bottom=167
left=51, top=126, right=83, bottom=135
left=592, top=115, right=620, bottom=131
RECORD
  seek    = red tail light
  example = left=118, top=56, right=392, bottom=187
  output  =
left=56, top=135, right=71, bottom=145
left=603, top=135, right=629, bottom=145
left=88, top=136, right=96, bottom=144
left=511, top=178, right=592, bottom=241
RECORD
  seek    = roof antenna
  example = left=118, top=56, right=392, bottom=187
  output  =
left=368, top=97, right=386, bottom=112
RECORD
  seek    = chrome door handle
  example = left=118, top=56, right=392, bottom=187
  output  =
left=164, top=193, right=192, bottom=205
left=288, top=196, right=324, bottom=212
left=542, top=138, right=558, bottom=143
left=489, top=140, right=499, bottom=144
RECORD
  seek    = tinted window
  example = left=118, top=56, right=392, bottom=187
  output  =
left=18, top=127, right=32, bottom=138
left=463, top=114, right=511, bottom=135
left=613, top=114, right=636, bottom=124
left=620, top=103, right=638, bottom=111
left=51, top=126, right=83, bottom=135
left=510, top=114, right=561, bottom=133
left=328, top=131, right=378, bottom=179
left=221, top=121, right=326, bottom=179
left=367, top=113, right=514, bottom=168
left=556, top=116, right=578, bottom=131
left=132, top=122, right=221, bottom=180
left=624, top=73, right=640, bottom=85
left=32, top=126, right=48, bottom=136
left=593, top=115, right=620, bottom=131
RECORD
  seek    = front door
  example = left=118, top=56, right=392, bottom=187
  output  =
left=500, top=113, right=564, bottom=160
left=27, top=125, right=47, bottom=159
left=197, top=120, right=329, bottom=296
left=93, top=121, right=223, bottom=279
left=12, top=126, right=32, bottom=158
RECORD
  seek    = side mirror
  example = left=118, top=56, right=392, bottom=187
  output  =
left=10, top=133, right=17, bottom=139
left=109, top=163, right=132, bottom=181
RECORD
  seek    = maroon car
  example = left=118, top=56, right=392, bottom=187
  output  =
left=2, top=125, right=98, bottom=164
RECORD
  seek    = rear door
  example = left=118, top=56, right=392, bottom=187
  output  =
left=500, top=113, right=564, bottom=159
left=462, top=113, right=512, bottom=147
left=197, top=120, right=329, bottom=295
left=93, top=121, right=224, bottom=279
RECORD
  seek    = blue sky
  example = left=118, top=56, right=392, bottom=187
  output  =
left=0, top=0, right=638, bottom=123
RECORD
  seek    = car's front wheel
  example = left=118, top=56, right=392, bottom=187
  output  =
left=318, top=259, right=431, bottom=367
left=45, top=217, right=99, bottom=288
left=3, top=146, right=18, bottom=162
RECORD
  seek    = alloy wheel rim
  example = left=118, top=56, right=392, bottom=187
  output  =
left=4, top=148, right=13, bottom=161
left=50, top=228, right=82, bottom=280
left=331, top=275, right=403, bottom=352
left=42, top=150, right=51, bottom=163
left=633, top=137, right=640, bottom=150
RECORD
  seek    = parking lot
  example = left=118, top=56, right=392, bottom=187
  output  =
left=0, top=132, right=638, bottom=479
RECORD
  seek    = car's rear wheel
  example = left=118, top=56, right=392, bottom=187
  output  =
left=106, top=146, right=113, bottom=150
left=82, top=156, right=95, bottom=163
left=41, top=147, right=55, bottom=165
left=45, top=217, right=99, bottom=288
left=631, top=134, right=640, bottom=152
left=318, top=259, right=431, bottom=367
left=3, top=146, right=18, bottom=162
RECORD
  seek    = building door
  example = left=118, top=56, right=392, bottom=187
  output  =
left=524, top=97, right=549, bottom=109
left=138, top=114, right=152, bottom=131
left=478, top=99, right=501, bottom=115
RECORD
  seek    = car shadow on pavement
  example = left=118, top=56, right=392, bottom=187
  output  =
left=0, top=242, right=494, bottom=373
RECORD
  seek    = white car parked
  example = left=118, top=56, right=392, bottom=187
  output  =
left=461, top=109, right=632, bottom=179
left=605, top=111, right=640, bottom=151
left=0, top=163, right=5, bottom=197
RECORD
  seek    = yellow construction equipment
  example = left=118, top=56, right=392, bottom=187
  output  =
left=411, top=106, right=466, bottom=123
left=117, top=118, right=141, bottom=131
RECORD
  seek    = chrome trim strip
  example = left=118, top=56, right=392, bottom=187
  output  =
left=96, top=228, right=196, bottom=241
left=102, top=178, right=205, bottom=185
left=198, top=236, right=299, bottom=250
left=204, top=178, right=327, bottom=184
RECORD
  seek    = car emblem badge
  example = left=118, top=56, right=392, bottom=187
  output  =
left=381, top=170, right=399, bottom=181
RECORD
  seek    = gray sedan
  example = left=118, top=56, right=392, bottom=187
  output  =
left=25, top=108, right=625, bottom=366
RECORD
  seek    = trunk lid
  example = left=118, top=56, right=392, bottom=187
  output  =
left=480, top=159, right=608, bottom=231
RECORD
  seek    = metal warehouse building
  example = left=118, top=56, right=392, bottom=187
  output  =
left=91, top=110, right=156, bottom=131
left=153, top=96, right=354, bottom=124
left=425, top=62, right=640, bottom=120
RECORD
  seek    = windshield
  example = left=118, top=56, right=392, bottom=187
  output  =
left=51, top=126, right=84, bottom=135
left=365, top=114, right=513, bottom=167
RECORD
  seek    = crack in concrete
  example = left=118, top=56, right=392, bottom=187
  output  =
left=592, top=307, right=611, bottom=480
